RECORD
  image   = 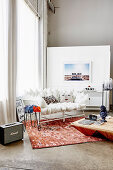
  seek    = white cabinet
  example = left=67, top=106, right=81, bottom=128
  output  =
left=84, top=90, right=109, bottom=110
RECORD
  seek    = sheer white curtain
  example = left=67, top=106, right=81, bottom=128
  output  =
left=0, top=0, right=40, bottom=124
left=16, top=0, right=40, bottom=96
left=0, top=0, right=17, bottom=124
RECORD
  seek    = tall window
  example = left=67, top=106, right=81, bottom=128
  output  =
left=16, top=0, right=39, bottom=96
left=0, top=0, right=40, bottom=124
left=0, top=0, right=17, bottom=124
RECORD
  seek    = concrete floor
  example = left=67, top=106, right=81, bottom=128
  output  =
left=0, top=112, right=113, bottom=170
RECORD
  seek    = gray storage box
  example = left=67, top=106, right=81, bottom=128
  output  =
left=0, top=122, right=23, bottom=145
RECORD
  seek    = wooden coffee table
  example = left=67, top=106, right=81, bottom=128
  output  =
left=71, top=117, right=113, bottom=141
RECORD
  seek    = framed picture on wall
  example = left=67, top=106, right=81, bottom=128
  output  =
left=64, top=61, right=91, bottom=82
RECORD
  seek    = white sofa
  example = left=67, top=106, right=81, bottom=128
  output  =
left=23, top=88, right=88, bottom=123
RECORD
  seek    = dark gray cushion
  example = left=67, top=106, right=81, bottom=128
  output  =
left=43, top=95, right=58, bottom=105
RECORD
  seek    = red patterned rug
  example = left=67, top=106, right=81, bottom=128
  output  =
left=26, top=117, right=105, bottom=149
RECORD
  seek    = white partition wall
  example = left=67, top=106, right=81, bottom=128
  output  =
left=47, top=46, right=110, bottom=91
left=47, top=46, right=110, bottom=110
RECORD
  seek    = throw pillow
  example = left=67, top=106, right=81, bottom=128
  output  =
left=43, top=95, right=58, bottom=105
left=36, top=96, right=47, bottom=108
left=60, top=93, right=74, bottom=103
left=23, top=96, right=47, bottom=108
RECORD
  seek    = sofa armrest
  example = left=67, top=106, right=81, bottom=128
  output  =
left=74, top=93, right=88, bottom=105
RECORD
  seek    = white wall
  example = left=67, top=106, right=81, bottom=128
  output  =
left=38, top=0, right=48, bottom=88
left=48, top=0, right=113, bottom=78
left=47, top=46, right=110, bottom=91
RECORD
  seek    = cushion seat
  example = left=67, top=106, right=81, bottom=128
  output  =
left=41, top=102, right=86, bottom=115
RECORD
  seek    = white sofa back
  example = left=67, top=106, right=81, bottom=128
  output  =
left=22, top=88, right=88, bottom=108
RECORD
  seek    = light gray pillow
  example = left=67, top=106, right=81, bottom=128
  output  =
left=60, top=93, right=74, bottom=103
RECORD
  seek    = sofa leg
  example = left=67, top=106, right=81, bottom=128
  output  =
left=63, top=111, right=65, bottom=122
left=83, top=110, right=85, bottom=116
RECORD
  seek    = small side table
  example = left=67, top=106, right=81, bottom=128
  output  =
left=24, top=111, right=41, bottom=130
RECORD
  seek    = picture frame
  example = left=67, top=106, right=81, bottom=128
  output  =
left=64, top=61, right=91, bottom=82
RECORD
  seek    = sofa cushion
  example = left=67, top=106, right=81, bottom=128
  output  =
left=48, top=103, right=62, bottom=113
left=43, top=88, right=60, bottom=101
left=36, top=96, right=47, bottom=108
left=23, top=99, right=39, bottom=106
left=43, top=95, right=58, bottom=105
left=23, top=96, right=47, bottom=108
